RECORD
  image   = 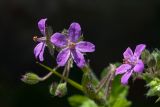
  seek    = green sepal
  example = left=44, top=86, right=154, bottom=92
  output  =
left=45, top=26, right=55, bottom=56
left=61, top=29, right=68, bottom=36
left=49, top=82, right=58, bottom=96
left=55, top=83, right=67, bottom=97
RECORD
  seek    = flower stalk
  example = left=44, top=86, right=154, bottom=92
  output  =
left=37, top=62, right=83, bottom=92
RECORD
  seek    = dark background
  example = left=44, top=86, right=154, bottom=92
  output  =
left=1, top=0, right=160, bottom=107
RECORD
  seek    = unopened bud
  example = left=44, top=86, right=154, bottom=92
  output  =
left=55, top=83, right=67, bottom=97
left=49, top=82, right=58, bottom=96
left=21, top=72, right=41, bottom=85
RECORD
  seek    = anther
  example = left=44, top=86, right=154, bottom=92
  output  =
left=33, top=36, right=38, bottom=42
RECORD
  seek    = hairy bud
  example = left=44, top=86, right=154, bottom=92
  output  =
left=55, top=83, right=67, bottom=97
left=21, top=72, right=41, bottom=85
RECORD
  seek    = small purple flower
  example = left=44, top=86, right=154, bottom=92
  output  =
left=115, top=44, right=146, bottom=85
left=50, top=22, right=95, bottom=68
left=33, top=18, right=47, bottom=61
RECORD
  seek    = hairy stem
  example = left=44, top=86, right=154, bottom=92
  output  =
left=37, top=62, right=83, bottom=92
left=40, top=72, right=53, bottom=81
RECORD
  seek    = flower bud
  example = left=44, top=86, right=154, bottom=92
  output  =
left=55, top=83, right=67, bottom=97
left=49, top=82, right=58, bottom=96
left=21, top=72, right=41, bottom=85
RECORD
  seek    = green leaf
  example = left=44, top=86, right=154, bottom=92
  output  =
left=100, top=63, right=131, bottom=107
left=108, top=76, right=131, bottom=107
left=145, top=78, right=160, bottom=103
left=68, top=95, right=98, bottom=107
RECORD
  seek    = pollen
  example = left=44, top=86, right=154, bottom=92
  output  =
left=33, top=36, right=38, bottom=42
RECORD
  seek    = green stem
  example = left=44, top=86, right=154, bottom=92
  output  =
left=37, top=62, right=83, bottom=92
left=81, top=65, right=91, bottom=73
left=40, top=72, right=53, bottom=81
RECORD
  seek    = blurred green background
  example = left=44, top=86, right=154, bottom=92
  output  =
left=1, top=0, right=160, bottom=107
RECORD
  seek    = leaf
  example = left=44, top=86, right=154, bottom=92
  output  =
left=108, top=76, right=132, bottom=107
left=100, top=63, right=131, bottom=107
left=68, top=95, right=98, bottom=107
left=145, top=78, right=160, bottom=103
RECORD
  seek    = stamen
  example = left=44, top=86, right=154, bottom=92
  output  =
left=123, top=59, right=129, bottom=64
left=33, top=36, right=46, bottom=42
left=67, top=39, right=76, bottom=49
left=33, top=36, right=38, bottom=42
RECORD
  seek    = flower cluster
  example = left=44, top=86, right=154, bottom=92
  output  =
left=22, top=18, right=160, bottom=106
left=34, top=18, right=95, bottom=68
left=33, top=18, right=147, bottom=86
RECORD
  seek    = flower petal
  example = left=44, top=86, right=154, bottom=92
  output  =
left=50, top=33, right=67, bottom=48
left=39, top=45, right=45, bottom=62
left=115, top=64, right=131, bottom=75
left=76, top=41, right=95, bottom=52
left=38, top=18, right=47, bottom=35
left=71, top=49, right=86, bottom=68
left=56, top=48, right=70, bottom=66
left=68, top=22, right=81, bottom=42
left=133, top=60, right=144, bottom=73
left=121, top=70, right=133, bottom=85
left=134, top=44, right=146, bottom=58
left=34, top=42, right=45, bottom=61
left=123, top=47, right=133, bottom=59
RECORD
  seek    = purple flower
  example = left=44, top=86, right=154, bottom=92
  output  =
left=33, top=18, right=47, bottom=61
left=115, top=44, right=146, bottom=85
left=50, top=22, right=95, bottom=68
